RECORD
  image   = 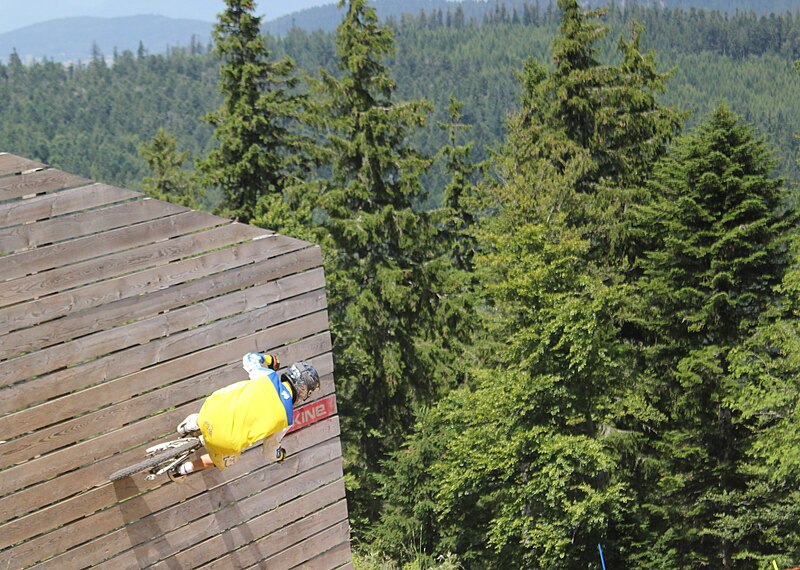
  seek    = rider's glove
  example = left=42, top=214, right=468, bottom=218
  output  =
left=275, top=447, right=287, bottom=463
left=262, top=353, right=280, bottom=371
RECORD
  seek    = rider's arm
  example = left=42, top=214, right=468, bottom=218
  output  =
left=262, top=426, right=290, bottom=462
left=242, top=352, right=280, bottom=380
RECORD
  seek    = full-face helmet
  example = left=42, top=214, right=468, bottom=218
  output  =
left=281, top=361, right=320, bottom=403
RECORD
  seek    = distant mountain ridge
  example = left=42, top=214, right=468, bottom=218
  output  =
left=0, top=16, right=213, bottom=63
left=264, top=0, right=800, bottom=35
left=2, top=0, right=800, bottom=63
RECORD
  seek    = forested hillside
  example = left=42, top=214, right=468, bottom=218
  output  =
left=3, top=2, right=800, bottom=567
left=265, top=0, right=800, bottom=34
left=1, top=2, right=799, bottom=206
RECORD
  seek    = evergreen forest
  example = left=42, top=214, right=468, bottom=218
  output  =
left=3, top=0, right=800, bottom=567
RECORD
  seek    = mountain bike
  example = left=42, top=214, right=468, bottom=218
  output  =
left=109, top=436, right=203, bottom=482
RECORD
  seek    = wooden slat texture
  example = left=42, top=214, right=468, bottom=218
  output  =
left=0, top=157, right=351, bottom=569
left=1, top=309, right=330, bottom=421
left=0, top=183, right=141, bottom=228
left=237, top=520, right=351, bottom=570
left=0, top=168, right=91, bottom=201
left=0, top=210, right=228, bottom=281
left=0, top=244, right=319, bottom=361
left=15, top=421, right=343, bottom=568
left=0, top=328, right=331, bottom=496
left=147, top=483, right=347, bottom=570
left=69, top=460, right=346, bottom=569
left=208, top=507, right=350, bottom=570
left=0, top=270, right=325, bottom=387
left=0, top=153, right=45, bottom=176
left=0, top=198, right=188, bottom=254
left=0, top=222, right=266, bottom=307
left=0, top=373, right=337, bottom=556
left=2, top=309, right=329, bottom=428
left=1, top=294, right=329, bottom=461
left=0, top=234, right=311, bottom=336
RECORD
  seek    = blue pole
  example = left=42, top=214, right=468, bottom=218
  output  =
left=598, top=543, right=607, bottom=570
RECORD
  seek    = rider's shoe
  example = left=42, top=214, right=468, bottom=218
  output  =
left=176, top=413, right=200, bottom=437
left=168, top=468, right=187, bottom=484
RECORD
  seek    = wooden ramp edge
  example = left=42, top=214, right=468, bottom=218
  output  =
left=0, top=153, right=352, bottom=569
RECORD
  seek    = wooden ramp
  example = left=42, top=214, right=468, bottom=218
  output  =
left=0, top=153, right=352, bottom=569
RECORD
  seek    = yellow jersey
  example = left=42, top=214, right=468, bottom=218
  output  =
left=197, top=368, right=294, bottom=470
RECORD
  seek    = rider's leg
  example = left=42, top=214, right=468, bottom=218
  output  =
left=169, top=453, right=214, bottom=482
left=175, top=453, right=214, bottom=476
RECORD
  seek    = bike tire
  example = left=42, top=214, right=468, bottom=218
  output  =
left=109, top=439, right=200, bottom=481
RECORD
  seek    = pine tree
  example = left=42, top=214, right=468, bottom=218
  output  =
left=439, top=97, right=479, bottom=274
left=725, top=316, right=800, bottom=566
left=426, top=97, right=483, bottom=388
left=318, top=0, right=454, bottom=533
left=634, top=105, right=796, bottom=568
left=372, top=103, right=484, bottom=568
left=139, top=128, right=201, bottom=208
left=199, top=0, right=307, bottom=223
left=375, top=1, right=681, bottom=566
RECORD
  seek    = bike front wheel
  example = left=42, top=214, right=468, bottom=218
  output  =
left=109, top=439, right=200, bottom=481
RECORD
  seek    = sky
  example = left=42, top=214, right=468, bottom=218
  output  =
left=0, top=0, right=335, bottom=34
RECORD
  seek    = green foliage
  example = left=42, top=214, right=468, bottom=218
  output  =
left=139, top=127, right=202, bottom=208
left=199, top=0, right=309, bottom=222
left=376, top=2, right=681, bottom=566
left=632, top=105, right=797, bottom=567
left=0, top=47, right=218, bottom=191
left=3, top=3, right=800, bottom=567
left=725, top=321, right=800, bottom=564
left=317, top=0, right=470, bottom=537
left=353, top=547, right=462, bottom=570
left=3, top=6, right=800, bottom=197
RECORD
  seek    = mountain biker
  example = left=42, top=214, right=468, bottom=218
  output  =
left=168, top=352, right=321, bottom=482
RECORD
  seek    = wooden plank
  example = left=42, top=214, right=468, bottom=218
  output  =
left=0, top=269, right=326, bottom=387
left=0, top=153, right=45, bottom=176
left=10, top=426, right=341, bottom=565
left=206, top=519, right=350, bottom=570
left=0, top=362, right=334, bottom=498
left=0, top=161, right=348, bottom=569
left=0, top=375, right=335, bottom=536
left=0, top=169, right=91, bottom=202
left=0, top=306, right=331, bottom=465
left=0, top=235, right=315, bottom=336
left=1, top=296, right=329, bottom=422
left=0, top=343, right=334, bottom=459
left=24, top=439, right=341, bottom=567
left=0, top=346, right=332, bottom=509
left=0, top=210, right=228, bottom=282
left=297, top=540, right=354, bottom=570
left=1, top=362, right=239, bottom=468
left=0, top=245, right=320, bottom=361
left=0, top=402, right=203, bottom=547
left=0, top=307, right=330, bottom=421
left=0, top=198, right=188, bottom=254
left=182, top=501, right=347, bottom=570
left=1, top=417, right=342, bottom=561
left=0, top=330, right=331, bottom=492
left=145, top=483, right=346, bottom=570
left=2, top=253, right=320, bottom=381
left=0, top=183, right=140, bottom=228
left=0, top=222, right=264, bottom=308
left=61, top=463, right=346, bottom=570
